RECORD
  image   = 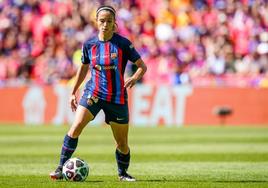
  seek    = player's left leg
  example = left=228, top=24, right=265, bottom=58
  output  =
left=103, top=100, right=135, bottom=181
left=110, top=122, right=136, bottom=182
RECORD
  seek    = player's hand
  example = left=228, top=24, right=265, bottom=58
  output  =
left=124, top=76, right=137, bottom=89
left=70, top=94, right=78, bottom=112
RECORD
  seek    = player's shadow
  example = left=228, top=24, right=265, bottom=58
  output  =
left=84, top=180, right=104, bottom=183
left=138, top=179, right=268, bottom=183
left=55, top=179, right=268, bottom=183
left=55, top=180, right=104, bottom=183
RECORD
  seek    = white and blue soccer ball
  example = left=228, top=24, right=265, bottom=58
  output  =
left=62, top=157, right=89, bottom=181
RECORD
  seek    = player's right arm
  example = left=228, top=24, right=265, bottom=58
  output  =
left=70, top=63, right=89, bottom=112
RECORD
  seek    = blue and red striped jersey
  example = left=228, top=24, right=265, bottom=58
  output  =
left=81, top=33, right=141, bottom=104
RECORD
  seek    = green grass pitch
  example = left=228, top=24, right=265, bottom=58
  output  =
left=0, top=125, right=268, bottom=188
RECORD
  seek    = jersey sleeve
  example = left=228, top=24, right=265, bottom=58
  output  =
left=125, top=40, right=141, bottom=63
left=81, top=43, right=90, bottom=64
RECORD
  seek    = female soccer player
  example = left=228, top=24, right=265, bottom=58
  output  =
left=49, top=5, right=147, bottom=182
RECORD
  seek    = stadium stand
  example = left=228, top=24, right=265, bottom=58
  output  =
left=0, top=0, right=267, bottom=87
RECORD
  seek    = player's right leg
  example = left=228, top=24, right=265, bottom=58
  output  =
left=50, top=103, right=96, bottom=180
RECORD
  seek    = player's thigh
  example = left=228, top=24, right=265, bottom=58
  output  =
left=69, top=105, right=94, bottom=133
left=73, top=96, right=102, bottom=129
left=68, top=97, right=102, bottom=137
left=103, top=101, right=129, bottom=145
left=68, top=106, right=93, bottom=137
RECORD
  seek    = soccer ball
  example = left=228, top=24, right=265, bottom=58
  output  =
left=62, top=157, right=89, bottom=181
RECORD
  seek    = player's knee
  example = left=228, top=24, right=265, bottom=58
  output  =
left=68, top=129, right=81, bottom=138
left=116, top=142, right=129, bottom=154
left=68, top=123, right=84, bottom=138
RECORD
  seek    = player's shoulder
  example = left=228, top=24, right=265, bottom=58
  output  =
left=113, top=33, right=130, bottom=42
left=112, top=33, right=132, bottom=48
left=82, top=36, right=98, bottom=49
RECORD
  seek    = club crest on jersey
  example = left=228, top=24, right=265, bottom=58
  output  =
left=110, top=53, right=117, bottom=59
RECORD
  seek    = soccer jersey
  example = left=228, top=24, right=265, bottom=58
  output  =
left=81, top=33, right=141, bottom=104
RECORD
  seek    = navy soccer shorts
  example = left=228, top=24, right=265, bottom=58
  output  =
left=79, top=96, right=129, bottom=125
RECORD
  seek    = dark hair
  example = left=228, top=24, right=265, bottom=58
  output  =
left=96, top=5, right=116, bottom=18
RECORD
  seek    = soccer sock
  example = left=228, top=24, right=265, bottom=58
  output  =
left=115, top=149, right=130, bottom=176
left=59, top=135, right=78, bottom=167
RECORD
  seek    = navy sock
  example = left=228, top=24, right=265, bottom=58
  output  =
left=115, top=149, right=130, bottom=176
left=59, top=135, right=78, bottom=166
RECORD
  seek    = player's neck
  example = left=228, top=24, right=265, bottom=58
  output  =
left=98, top=32, right=113, bottom=42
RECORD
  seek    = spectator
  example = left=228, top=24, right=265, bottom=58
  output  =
left=0, top=0, right=267, bottom=87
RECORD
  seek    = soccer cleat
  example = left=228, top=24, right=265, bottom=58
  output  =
left=119, top=173, right=136, bottom=182
left=49, top=166, right=63, bottom=180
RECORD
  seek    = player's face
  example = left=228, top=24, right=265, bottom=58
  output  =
left=97, top=10, right=115, bottom=34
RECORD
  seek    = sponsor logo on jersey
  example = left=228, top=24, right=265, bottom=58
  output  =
left=94, top=65, right=102, bottom=71
left=94, top=64, right=117, bottom=71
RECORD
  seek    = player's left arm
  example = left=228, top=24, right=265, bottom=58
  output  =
left=124, top=58, right=147, bottom=88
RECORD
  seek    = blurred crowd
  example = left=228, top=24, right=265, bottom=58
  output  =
left=0, top=0, right=268, bottom=87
